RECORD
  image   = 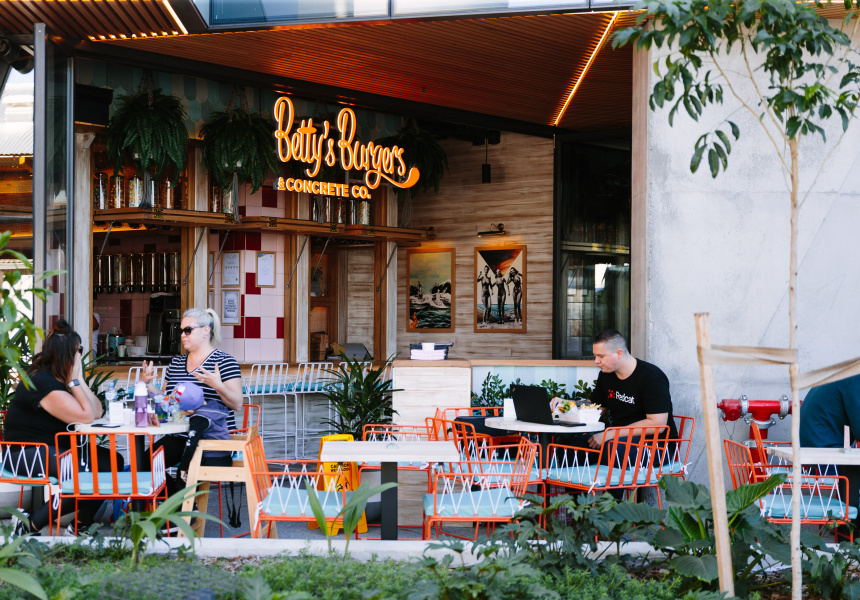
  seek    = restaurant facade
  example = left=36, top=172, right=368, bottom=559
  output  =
left=2, top=1, right=859, bottom=483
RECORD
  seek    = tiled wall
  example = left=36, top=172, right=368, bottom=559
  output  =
left=209, top=187, right=286, bottom=363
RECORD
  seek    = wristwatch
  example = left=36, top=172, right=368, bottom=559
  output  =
left=68, top=379, right=81, bottom=388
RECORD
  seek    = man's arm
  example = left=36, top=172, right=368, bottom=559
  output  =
left=588, top=412, right=668, bottom=448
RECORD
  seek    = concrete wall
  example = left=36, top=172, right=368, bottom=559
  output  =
left=634, top=22, right=860, bottom=484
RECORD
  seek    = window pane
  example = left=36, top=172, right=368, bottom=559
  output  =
left=555, top=139, right=630, bottom=358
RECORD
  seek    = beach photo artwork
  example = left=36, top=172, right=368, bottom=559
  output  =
left=475, top=245, right=526, bottom=333
left=407, top=248, right=455, bottom=332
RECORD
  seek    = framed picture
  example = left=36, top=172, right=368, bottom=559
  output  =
left=475, top=245, right=526, bottom=333
left=222, top=290, right=241, bottom=325
left=256, top=252, right=275, bottom=288
left=208, top=252, right=215, bottom=289
left=222, top=251, right=241, bottom=287
left=406, top=248, right=454, bottom=332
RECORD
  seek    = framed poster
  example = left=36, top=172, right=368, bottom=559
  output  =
left=222, top=251, right=241, bottom=287
left=222, top=290, right=241, bottom=325
left=406, top=248, right=454, bottom=332
left=256, top=252, right=276, bottom=288
left=475, top=245, right=526, bottom=333
left=208, top=252, right=215, bottom=289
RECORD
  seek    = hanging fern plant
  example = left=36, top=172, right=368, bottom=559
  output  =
left=374, top=118, right=448, bottom=199
left=201, top=107, right=280, bottom=194
left=105, top=80, right=188, bottom=181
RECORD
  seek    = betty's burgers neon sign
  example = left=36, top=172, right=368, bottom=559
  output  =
left=274, top=95, right=419, bottom=199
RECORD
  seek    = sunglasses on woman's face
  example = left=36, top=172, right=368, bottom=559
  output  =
left=77, top=346, right=84, bottom=354
left=180, top=325, right=205, bottom=336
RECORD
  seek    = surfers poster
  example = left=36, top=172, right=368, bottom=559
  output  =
left=407, top=248, right=454, bottom=332
left=475, top=245, right=526, bottom=333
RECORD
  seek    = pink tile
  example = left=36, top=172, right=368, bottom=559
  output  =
left=221, top=323, right=234, bottom=339
left=260, top=316, right=278, bottom=338
left=261, top=207, right=280, bottom=218
left=260, top=294, right=282, bottom=317
left=245, top=188, right=263, bottom=207
left=259, top=338, right=284, bottom=361
left=244, top=339, right=261, bottom=363
left=276, top=249, right=285, bottom=273
left=276, top=272, right=285, bottom=289
left=261, top=234, right=277, bottom=252
left=244, top=294, right=262, bottom=317
left=218, top=339, right=233, bottom=356
left=231, top=342, right=245, bottom=363
left=245, top=250, right=257, bottom=273
left=244, top=205, right=263, bottom=217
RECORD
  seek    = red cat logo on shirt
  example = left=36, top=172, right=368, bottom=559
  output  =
left=609, top=390, right=635, bottom=404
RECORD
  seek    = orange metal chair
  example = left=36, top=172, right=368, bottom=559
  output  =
left=657, top=415, right=696, bottom=481
left=244, top=435, right=352, bottom=539
left=544, top=425, right=670, bottom=505
left=56, top=432, right=167, bottom=536
left=423, top=438, right=536, bottom=540
left=361, top=423, right=433, bottom=489
left=724, top=439, right=854, bottom=541
left=0, top=440, right=55, bottom=532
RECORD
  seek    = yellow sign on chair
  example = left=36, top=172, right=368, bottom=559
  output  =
left=309, top=434, right=367, bottom=536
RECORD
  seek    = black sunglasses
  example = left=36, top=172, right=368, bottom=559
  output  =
left=180, top=325, right=206, bottom=336
left=77, top=346, right=84, bottom=354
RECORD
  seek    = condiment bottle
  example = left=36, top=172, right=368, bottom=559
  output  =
left=134, top=381, right=148, bottom=427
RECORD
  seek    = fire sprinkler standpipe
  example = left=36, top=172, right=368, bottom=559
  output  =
left=717, top=395, right=792, bottom=440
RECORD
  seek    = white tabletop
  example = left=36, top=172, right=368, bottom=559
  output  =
left=767, top=446, right=860, bottom=465
left=319, top=440, right=460, bottom=463
left=485, top=417, right=605, bottom=435
left=75, top=418, right=190, bottom=436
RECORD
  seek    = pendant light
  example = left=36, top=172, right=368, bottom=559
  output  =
left=482, top=138, right=491, bottom=184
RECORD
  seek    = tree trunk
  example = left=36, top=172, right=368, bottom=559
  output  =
left=788, top=137, right=802, bottom=600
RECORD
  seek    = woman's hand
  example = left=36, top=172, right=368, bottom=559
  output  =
left=141, top=360, right=155, bottom=384
left=70, top=352, right=84, bottom=384
left=194, top=364, right=222, bottom=390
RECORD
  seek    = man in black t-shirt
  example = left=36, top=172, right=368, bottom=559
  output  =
left=552, top=329, right=677, bottom=448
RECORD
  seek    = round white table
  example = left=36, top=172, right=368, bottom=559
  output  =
left=484, top=417, right=605, bottom=467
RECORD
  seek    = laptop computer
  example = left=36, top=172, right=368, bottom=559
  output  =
left=511, top=384, right=585, bottom=427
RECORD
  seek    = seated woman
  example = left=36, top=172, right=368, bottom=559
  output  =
left=5, top=319, right=123, bottom=535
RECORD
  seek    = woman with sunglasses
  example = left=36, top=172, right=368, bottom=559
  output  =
left=5, top=319, right=122, bottom=535
left=141, top=308, right=242, bottom=498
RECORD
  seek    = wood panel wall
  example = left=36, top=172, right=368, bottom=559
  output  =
left=397, top=132, right=555, bottom=359
left=347, top=248, right=375, bottom=356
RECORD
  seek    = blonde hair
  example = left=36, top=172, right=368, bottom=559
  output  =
left=183, top=307, right=222, bottom=346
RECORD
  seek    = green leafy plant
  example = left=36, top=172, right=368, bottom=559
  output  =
left=121, top=487, right=222, bottom=568
left=305, top=480, right=398, bottom=554
left=82, top=350, right=115, bottom=405
left=540, top=379, right=570, bottom=401
left=0, top=230, right=53, bottom=410
left=374, top=118, right=449, bottom=198
left=201, top=106, right=280, bottom=194
left=471, top=373, right=507, bottom=407
left=570, top=379, right=595, bottom=402
left=320, top=353, right=400, bottom=440
left=0, top=509, right=48, bottom=600
left=105, top=84, right=188, bottom=181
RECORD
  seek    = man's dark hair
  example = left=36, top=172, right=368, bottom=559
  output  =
left=593, top=329, right=629, bottom=354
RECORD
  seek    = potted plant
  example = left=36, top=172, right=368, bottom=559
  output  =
left=200, top=101, right=280, bottom=219
left=320, top=353, right=399, bottom=441
left=105, top=80, right=188, bottom=208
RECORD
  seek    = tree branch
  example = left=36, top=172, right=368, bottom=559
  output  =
left=710, top=49, right=791, bottom=174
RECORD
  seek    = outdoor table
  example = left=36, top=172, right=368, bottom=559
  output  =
left=484, top=417, right=605, bottom=467
left=767, top=446, right=860, bottom=466
left=319, top=440, right=460, bottom=540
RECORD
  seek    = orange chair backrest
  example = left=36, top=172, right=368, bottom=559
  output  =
left=56, top=432, right=150, bottom=496
left=600, top=425, right=669, bottom=489
left=724, top=439, right=756, bottom=489
left=244, top=435, right=271, bottom=499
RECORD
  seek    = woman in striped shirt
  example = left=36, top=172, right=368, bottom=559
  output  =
left=141, top=308, right=242, bottom=493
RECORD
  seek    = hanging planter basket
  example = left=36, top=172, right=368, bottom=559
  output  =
left=200, top=104, right=280, bottom=195
left=105, top=81, right=188, bottom=182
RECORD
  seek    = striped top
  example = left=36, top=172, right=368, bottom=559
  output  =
left=164, top=349, right=241, bottom=430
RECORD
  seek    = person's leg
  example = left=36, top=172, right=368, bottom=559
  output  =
left=154, top=434, right=187, bottom=497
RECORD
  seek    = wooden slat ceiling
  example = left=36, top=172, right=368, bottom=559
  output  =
left=0, top=1, right=636, bottom=132
left=0, top=0, right=181, bottom=40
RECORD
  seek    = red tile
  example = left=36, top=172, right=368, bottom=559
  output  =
left=244, top=316, right=261, bottom=339
left=238, top=205, right=246, bottom=217
left=232, top=321, right=244, bottom=338
left=276, top=317, right=284, bottom=339
left=245, top=271, right=260, bottom=295
left=244, top=233, right=261, bottom=252
left=262, top=187, right=278, bottom=208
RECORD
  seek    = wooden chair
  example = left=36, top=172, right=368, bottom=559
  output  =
left=241, top=363, right=291, bottom=455
left=178, top=403, right=261, bottom=538
left=544, top=425, right=670, bottom=506
left=423, top=439, right=536, bottom=540
left=244, top=435, right=352, bottom=539
left=56, top=432, right=167, bottom=536
left=0, top=440, right=55, bottom=532
left=724, top=439, right=854, bottom=541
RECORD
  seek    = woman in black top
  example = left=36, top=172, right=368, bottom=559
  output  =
left=5, top=319, right=122, bottom=534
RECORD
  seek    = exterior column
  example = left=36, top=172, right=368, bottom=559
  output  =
left=630, top=45, right=650, bottom=358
